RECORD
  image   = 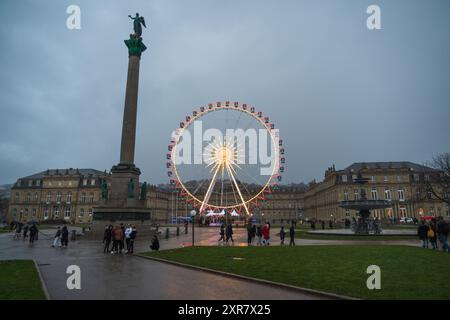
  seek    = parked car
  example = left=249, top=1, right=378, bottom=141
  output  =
left=400, top=217, right=414, bottom=224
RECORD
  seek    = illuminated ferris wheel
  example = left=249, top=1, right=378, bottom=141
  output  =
left=166, top=101, right=284, bottom=216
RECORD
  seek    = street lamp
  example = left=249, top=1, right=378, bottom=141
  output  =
left=190, top=209, right=196, bottom=247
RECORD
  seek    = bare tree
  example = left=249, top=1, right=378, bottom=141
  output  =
left=426, top=152, right=450, bottom=206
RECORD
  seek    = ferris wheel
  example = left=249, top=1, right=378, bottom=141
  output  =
left=166, top=101, right=284, bottom=216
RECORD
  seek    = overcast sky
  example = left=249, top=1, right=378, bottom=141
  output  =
left=0, top=0, right=449, bottom=185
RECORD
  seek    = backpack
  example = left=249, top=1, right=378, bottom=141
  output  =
left=427, top=227, right=435, bottom=238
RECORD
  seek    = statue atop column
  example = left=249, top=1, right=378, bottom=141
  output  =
left=128, top=13, right=147, bottom=39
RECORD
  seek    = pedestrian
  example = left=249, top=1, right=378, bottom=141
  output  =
left=113, top=225, right=124, bottom=254
left=251, top=224, right=256, bottom=243
left=437, top=216, right=449, bottom=252
left=111, top=226, right=118, bottom=254
left=125, top=224, right=132, bottom=253
left=103, top=225, right=112, bottom=253
left=225, top=224, right=234, bottom=244
left=321, top=220, right=325, bottom=230
left=218, top=223, right=225, bottom=242
left=61, top=226, right=69, bottom=247
left=289, top=224, right=296, bottom=246
left=128, top=226, right=137, bottom=254
left=279, top=226, right=285, bottom=246
left=29, top=224, right=38, bottom=244
left=247, top=223, right=253, bottom=245
left=417, top=220, right=429, bottom=249
left=429, top=219, right=438, bottom=250
left=52, top=227, right=62, bottom=247
left=262, top=223, right=270, bottom=246
left=256, top=224, right=263, bottom=245
left=14, top=222, right=22, bottom=240
left=120, top=223, right=126, bottom=253
left=22, top=223, right=29, bottom=240
left=329, top=220, right=333, bottom=229
left=150, top=235, right=159, bottom=251
left=311, top=220, right=316, bottom=231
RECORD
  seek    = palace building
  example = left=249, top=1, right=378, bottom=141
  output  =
left=8, top=169, right=110, bottom=224
left=303, top=162, right=450, bottom=221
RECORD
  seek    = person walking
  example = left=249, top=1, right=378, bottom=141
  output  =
left=14, top=222, right=22, bottom=240
left=256, top=224, right=263, bottom=246
left=225, top=224, right=234, bottom=244
left=125, top=224, right=132, bottom=253
left=128, top=226, right=137, bottom=254
left=247, top=223, right=253, bottom=245
left=103, top=225, right=112, bottom=253
left=437, top=216, right=449, bottom=252
left=52, top=227, right=62, bottom=247
left=218, top=223, right=225, bottom=243
left=289, top=224, right=296, bottom=246
left=22, top=223, right=29, bottom=240
left=61, top=226, right=69, bottom=247
left=29, top=224, right=38, bottom=244
left=279, top=226, right=286, bottom=246
left=429, top=219, right=438, bottom=250
left=417, top=220, right=429, bottom=249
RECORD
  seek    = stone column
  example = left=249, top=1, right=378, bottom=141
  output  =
left=120, top=54, right=140, bottom=165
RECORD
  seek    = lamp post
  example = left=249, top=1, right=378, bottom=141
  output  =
left=190, top=209, right=196, bottom=247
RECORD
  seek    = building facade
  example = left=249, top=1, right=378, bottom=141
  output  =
left=8, top=169, right=110, bottom=224
left=303, top=162, right=450, bottom=221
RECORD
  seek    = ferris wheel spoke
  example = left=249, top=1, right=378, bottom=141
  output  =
left=199, top=164, right=221, bottom=214
left=225, top=163, right=250, bottom=215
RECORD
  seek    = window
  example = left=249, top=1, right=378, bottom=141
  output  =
left=66, top=192, right=72, bottom=203
left=79, top=208, right=84, bottom=217
left=36, top=180, right=41, bottom=186
left=28, top=180, right=32, bottom=187
left=12, top=208, right=17, bottom=218
left=89, top=192, right=94, bottom=203
left=344, top=191, right=349, bottom=201
left=24, top=208, right=29, bottom=217
left=54, top=206, right=60, bottom=217
left=385, top=189, right=392, bottom=201
left=425, top=174, right=430, bottom=181
left=88, top=208, right=93, bottom=216
left=46, top=192, right=51, bottom=203
left=56, top=192, right=61, bottom=204
left=81, top=192, right=86, bottom=203
left=32, top=208, right=36, bottom=217
left=371, top=176, right=375, bottom=182
left=15, top=192, right=19, bottom=202
left=25, top=193, right=31, bottom=202
left=371, top=188, right=378, bottom=200
left=447, top=211, right=450, bottom=218
left=64, top=206, right=71, bottom=219
left=83, top=179, right=87, bottom=186
left=384, top=176, right=388, bottom=182
left=34, top=192, right=38, bottom=202
left=354, top=190, right=359, bottom=200
left=399, top=207, right=407, bottom=217
left=342, top=175, right=348, bottom=183
left=43, top=207, right=49, bottom=219
left=352, top=175, right=357, bottom=181
left=345, top=210, right=350, bottom=217
left=91, top=179, right=96, bottom=186
left=398, top=189, right=405, bottom=201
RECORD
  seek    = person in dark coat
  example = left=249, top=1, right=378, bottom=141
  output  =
left=279, top=226, right=286, bottom=246
left=417, top=220, right=429, bottom=248
left=251, top=224, right=256, bottom=243
left=428, top=219, right=438, bottom=250
left=22, top=223, right=29, bottom=240
left=61, top=226, right=69, bottom=247
left=218, top=223, right=225, bottom=242
left=247, top=223, right=253, bottom=245
left=256, top=225, right=263, bottom=245
left=120, top=223, right=126, bottom=253
left=289, top=224, right=296, bottom=246
left=437, top=216, right=449, bottom=252
left=103, top=225, right=112, bottom=253
left=321, top=220, right=325, bottom=230
left=150, top=235, right=160, bottom=251
left=225, top=224, right=234, bottom=244
left=29, top=224, right=38, bottom=244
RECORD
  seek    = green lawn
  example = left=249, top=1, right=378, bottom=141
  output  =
left=291, top=229, right=417, bottom=241
left=143, top=245, right=450, bottom=300
left=0, top=260, right=47, bottom=300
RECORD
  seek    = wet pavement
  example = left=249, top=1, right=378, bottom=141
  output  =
left=0, top=227, right=336, bottom=300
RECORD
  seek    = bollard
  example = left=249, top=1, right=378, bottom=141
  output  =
left=176, top=226, right=180, bottom=236
left=185, top=224, right=188, bottom=234
left=165, top=228, right=170, bottom=239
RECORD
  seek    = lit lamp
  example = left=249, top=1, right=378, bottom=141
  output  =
left=190, top=209, right=196, bottom=247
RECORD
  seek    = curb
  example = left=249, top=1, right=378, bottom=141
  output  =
left=33, top=260, right=50, bottom=300
left=136, top=254, right=359, bottom=300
